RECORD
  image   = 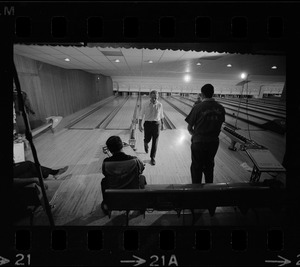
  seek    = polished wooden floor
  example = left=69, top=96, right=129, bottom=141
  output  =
left=16, top=94, right=287, bottom=226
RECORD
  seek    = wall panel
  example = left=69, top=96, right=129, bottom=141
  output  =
left=14, top=54, right=113, bottom=131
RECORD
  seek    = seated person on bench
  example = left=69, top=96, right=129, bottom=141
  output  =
left=101, top=136, right=147, bottom=215
left=13, top=161, right=68, bottom=222
left=14, top=160, right=68, bottom=181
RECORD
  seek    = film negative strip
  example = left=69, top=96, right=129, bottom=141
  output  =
left=3, top=226, right=299, bottom=266
left=1, top=1, right=300, bottom=266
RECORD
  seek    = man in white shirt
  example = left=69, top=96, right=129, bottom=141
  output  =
left=139, top=90, right=164, bottom=165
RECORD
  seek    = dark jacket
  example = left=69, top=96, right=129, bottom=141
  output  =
left=185, top=98, right=225, bottom=142
left=102, top=152, right=145, bottom=189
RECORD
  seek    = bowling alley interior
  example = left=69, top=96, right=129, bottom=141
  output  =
left=12, top=42, right=289, bottom=227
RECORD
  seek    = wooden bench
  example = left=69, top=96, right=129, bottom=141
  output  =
left=104, top=182, right=285, bottom=225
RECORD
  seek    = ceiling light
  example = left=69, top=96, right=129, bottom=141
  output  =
left=184, top=74, right=191, bottom=82
left=196, top=62, right=201, bottom=66
left=227, top=64, right=232, bottom=67
left=148, top=60, right=153, bottom=63
left=115, top=59, right=120, bottom=63
left=271, top=66, right=277, bottom=69
left=241, top=72, right=247, bottom=79
left=64, top=58, right=70, bottom=62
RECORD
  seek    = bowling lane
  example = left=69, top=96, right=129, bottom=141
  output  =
left=70, top=96, right=126, bottom=129
left=163, top=95, right=263, bottom=136
left=218, top=98, right=286, bottom=118
left=220, top=97, right=286, bottom=112
left=106, top=95, right=138, bottom=130
left=169, top=96, right=285, bottom=162
left=174, top=96, right=264, bottom=131
left=166, top=96, right=192, bottom=115
left=159, top=97, right=188, bottom=130
left=189, top=95, right=286, bottom=119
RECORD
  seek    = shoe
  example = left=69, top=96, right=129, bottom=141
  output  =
left=228, top=146, right=237, bottom=151
left=144, top=143, right=149, bottom=153
left=101, top=202, right=109, bottom=215
left=151, top=158, right=156, bottom=165
left=53, top=166, right=68, bottom=179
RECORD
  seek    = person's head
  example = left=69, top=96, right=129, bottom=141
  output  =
left=201, top=84, right=214, bottom=99
left=150, top=90, right=159, bottom=104
left=106, top=136, right=123, bottom=154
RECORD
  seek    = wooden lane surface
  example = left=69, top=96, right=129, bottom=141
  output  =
left=70, top=96, right=126, bottom=129
left=189, top=95, right=286, bottom=117
left=217, top=98, right=286, bottom=118
left=166, top=96, right=242, bottom=130
left=163, top=95, right=285, bottom=169
left=176, top=96, right=283, bottom=125
left=172, top=96, right=285, bottom=162
left=137, top=95, right=281, bottom=183
left=219, top=102, right=285, bottom=122
left=168, top=96, right=262, bottom=131
left=190, top=95, right=286, bottom=111
left=106, top=95, right=138, bottom=130
left=53, top=96, right=114, bottom=131
left=217, top=97, right=286, bottom=113
left=134, top=128, right=192, bottom=184
left=134, top=128, right=253, bottom=185
left=25, top=128, right=134, bottom=224
left=226, top=97, right=286, bottom=110
left=158, top=97, right=188, bottom=130
left=165, top=96, right=192, bottom=116
left=179, top=95, right=258, bottom=126
left=23, top=98, right=283, bottom=225
left=136, top=97, right=255, bottom=184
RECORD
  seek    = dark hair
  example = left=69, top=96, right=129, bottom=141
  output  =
left=106, top=136, right=123, bottom=153
left=201, top=84, right=214, bottom=98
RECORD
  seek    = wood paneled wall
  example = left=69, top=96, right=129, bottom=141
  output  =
left=13, top=54, right=113, bottom=129
left=95, top=74, right=113, bottom=100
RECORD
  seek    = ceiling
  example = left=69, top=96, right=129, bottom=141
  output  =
left=13, top=43, right=286, bottom=82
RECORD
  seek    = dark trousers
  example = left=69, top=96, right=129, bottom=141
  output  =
left=144, top=121, right=160, bottom=159
left=190, top=140, right=219, bottom=184
left=14, top=160, right=54, bottom=179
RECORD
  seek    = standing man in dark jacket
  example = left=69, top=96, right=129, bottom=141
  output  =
left=185, top=84, right=225, bottom=184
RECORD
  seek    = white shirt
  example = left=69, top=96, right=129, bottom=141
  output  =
left=139, top=100, right=164, bottom=122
